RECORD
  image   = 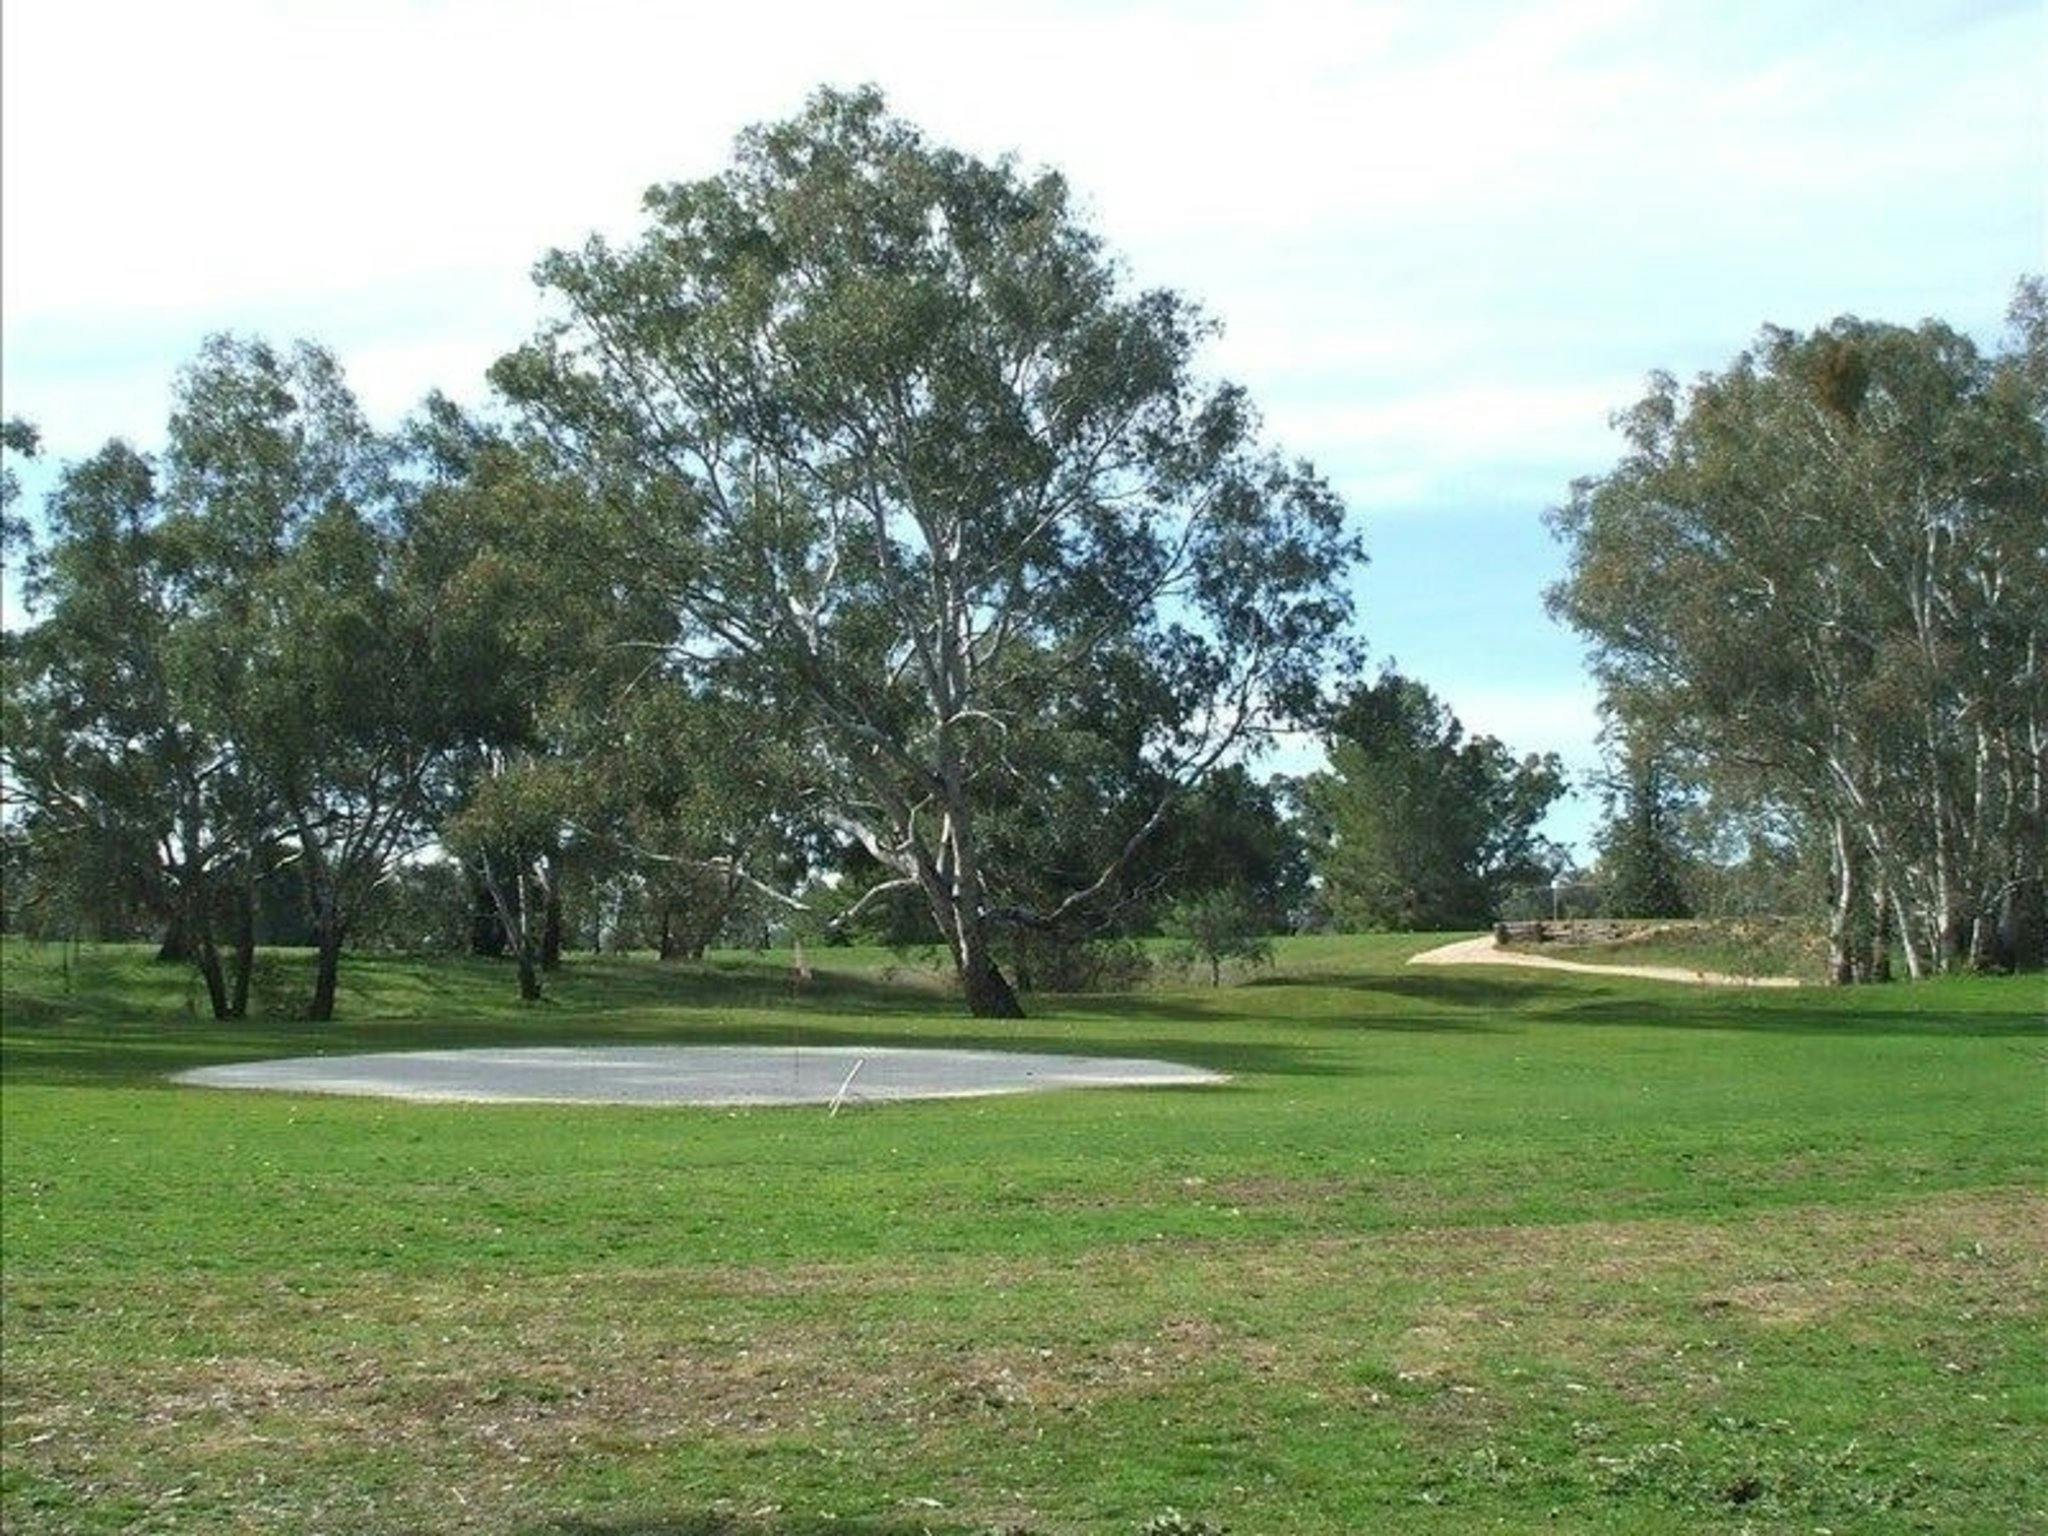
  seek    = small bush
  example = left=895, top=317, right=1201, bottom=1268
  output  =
left=1164, top=890, right=1274, bottom=987
left=249, top=954, right=309, bottom=1020
left=1000, top=930, right=1152, bottom=993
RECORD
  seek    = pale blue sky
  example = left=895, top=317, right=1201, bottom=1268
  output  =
left=4, top=0, right=2042, bottom=850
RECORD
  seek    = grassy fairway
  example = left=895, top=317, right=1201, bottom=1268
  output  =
left=2, top=936, right=2042, bottom=1534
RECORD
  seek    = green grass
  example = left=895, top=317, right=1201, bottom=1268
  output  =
left=3, top=934, right=2043, bottom=1534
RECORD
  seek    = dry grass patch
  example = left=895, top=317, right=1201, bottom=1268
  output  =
left=26, top=1187, right=2038, bottom=1444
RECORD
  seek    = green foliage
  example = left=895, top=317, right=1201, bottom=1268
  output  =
left=3, top=339, right=511, bottom=1018
left=352, top=859, right=474, bottom=955
left=1594, top=745, right=1693, bottom=919
left=0, top=414, right=39, bottom=558
left=1681, top=809, right=1825, bottom=924
left=3, top=97, right=1363, bottom=1022
left=444, top=756, right=588, bottom=999
left=1501, top=917, right=1827, bottom=982
left=243, top=951, right=312, bottom=1020
left=1301, top=671, right=1565, bottom=931
left=159, top=336, right=477, bottom=1017
left=1136, top=765, right=1310, bottom=931
left=2, top=438, right=250, bottom=986
left=588, top=683, right=811, bottom=962
left=1549, top=283, right=2048, bottom=977
left=491, top=86, right=1361, bottom=1014
left=996, top=928, right=1153, bottom=994
left=1163, top=888, right=1274, bottom=986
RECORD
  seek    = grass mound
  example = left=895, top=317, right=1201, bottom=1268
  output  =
left=1500, top=917, right=1827, bottom=981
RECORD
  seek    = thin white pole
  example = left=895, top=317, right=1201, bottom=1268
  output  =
left=828, top=1058, right=865, bottom=1118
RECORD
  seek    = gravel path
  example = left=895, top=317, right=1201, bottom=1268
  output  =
left=175, top=1044, right=1228, bottom=1106
left=1407, top=935, right=1800, bottom=988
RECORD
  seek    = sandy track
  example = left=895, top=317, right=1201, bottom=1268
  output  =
left=1407, top=935, right=1800, bottom=988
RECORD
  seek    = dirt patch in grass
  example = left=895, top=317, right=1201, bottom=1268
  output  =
left=1703, top=1278, right=1842, bottom=1327
left=8, top=1187, right=2041, bottom=1532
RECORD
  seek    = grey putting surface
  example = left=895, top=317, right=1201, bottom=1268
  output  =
left=175, top=1045, right=1226, bottom=1106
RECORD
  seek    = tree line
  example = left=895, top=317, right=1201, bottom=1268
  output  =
left=0, top=305, right=1559, bottom=1015
left=3, top=89, right=2037, bottom=1015
left=0, top=89, right=1351, bottom=1020
left=1548, top=280, right=2048, bottom=980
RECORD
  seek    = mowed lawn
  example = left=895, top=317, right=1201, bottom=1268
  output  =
left=1, top=936, right=2042, bottom=1534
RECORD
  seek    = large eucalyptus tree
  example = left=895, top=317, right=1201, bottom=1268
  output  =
left=493, top=88, right=1360, bottom=1015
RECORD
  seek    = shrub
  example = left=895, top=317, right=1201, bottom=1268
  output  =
left=1164, top=890, right=1274, bottom=987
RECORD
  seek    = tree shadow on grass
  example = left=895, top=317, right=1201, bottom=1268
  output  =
left=1248, top=964, right=2048, bottom=1040
left=2, top=958, right=1512, bottom=1090
left=397, top=953, right=942, bottom=1022
left=807, top=1027, right=1351, bottom=1079
left=1242, top=970, right=1582, bottom=1010
left=1550, top=993, right=2048, bottom=1038
left=0, top=943, right=945, bottom=1037
left=1053, top=991, right=1507, bottom=1036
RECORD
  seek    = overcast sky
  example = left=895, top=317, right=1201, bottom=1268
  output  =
left=4, top=0, right=2042, bottom=850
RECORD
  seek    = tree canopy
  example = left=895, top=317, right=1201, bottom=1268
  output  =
left=1300, top=671, right=1566, bottom=931
left=1548, top=282, right=2048, bottom=978
left=3, top=342, right=515, bottom=1017
left=491, top=87, right=1361, bottom=1014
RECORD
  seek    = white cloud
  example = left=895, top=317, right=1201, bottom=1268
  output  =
left=8, top=0, right=2034, bottom=354
left=2, top=0, right=2036, bottom=799
left=1274, top=379, right=1630, bottom=478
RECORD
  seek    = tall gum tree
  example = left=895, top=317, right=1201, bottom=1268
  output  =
left=493, top=88, right=1360, bottom=1016
left=405, top=402, right=628, bottom=1000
